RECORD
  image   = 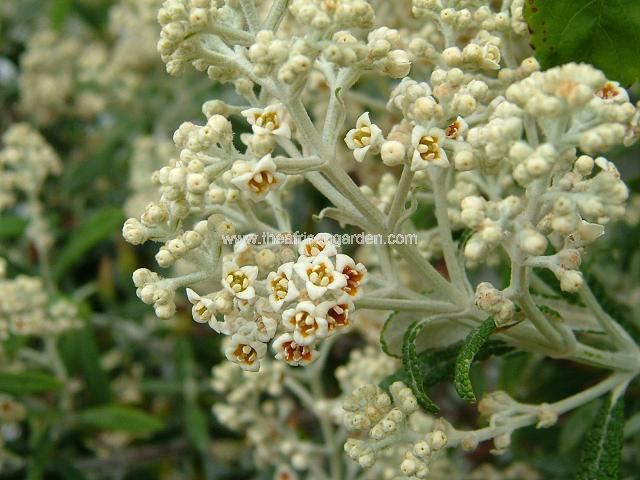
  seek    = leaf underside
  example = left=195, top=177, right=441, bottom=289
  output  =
left=524, top=0, right=640, bottom=85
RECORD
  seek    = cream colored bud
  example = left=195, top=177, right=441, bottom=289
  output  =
left=380, top=140, right=406, bottom=166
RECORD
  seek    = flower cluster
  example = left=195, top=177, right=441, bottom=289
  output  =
left=343, top=382, right=449, bottom=479
left=0, top=259, right=81, bottom=338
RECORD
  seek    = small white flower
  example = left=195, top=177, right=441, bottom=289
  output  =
left=298, top=233, right=338, bottom=259
left=335, top=254, right=367, bottom=299
left=316, top=297, right=354, bottom=334
left=225, top=333, right=267, bottom=372
left=344, top=112, right=384, bottom=162
left=266, top=262, right=299, bottom=311
left=294, top=254, right=347, bottom=300
left=445, top=116, right=468, bottom=140
left=272, top=333, right=317, bottom=366
left=282, top=301, right=328, bottom=345
left=222, top=262, right=259, bottom=300
left=186, top=288, right=215, bottom=323
left=411, top=126, right=449, bottom=170
left=595, top=81, right=630, bottom=104
left=241, top=103, right=291, bottom=138
left=231, top=154, right=283, bottom=200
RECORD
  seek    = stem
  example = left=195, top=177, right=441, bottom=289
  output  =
left=428, top=167, right=466, bottom=289
left=449, top=373, right=633, bottom=446
left=386, top=164, right=414, bottom=231
left=579, top=283, right=638, bottom=353
left=356, top=296, right=460, bottom=313
left=239, top=0, right=260, bottom=34
left=263, top=0, right=290, bottom=31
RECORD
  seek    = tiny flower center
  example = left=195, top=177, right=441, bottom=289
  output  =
left=195, top=302, right=211, bottom=319
left=307, top=264, right=333, bottom=287
left=283, top=340, right=313, bottom=363
left=304, top=240, right=327, bottom=256
left=596, top=82, right=619, bottom=99
left=233, top=343, right=257, bottom=365
left=271, top=273, right=290, bottom=299
left=343, top=266, right=364, bottom=296
left=248, top=170, right=276, bottom=193
left=446, top=120, right=461, bottom=139
left=255, top=111, right=280, bottom=131
left=327, top=303, right=349, bottom=331
left=353, top=126, right=372, bottom=148
left=295, top=311, right=318, bottom=337
left=227, top=272, right=249, bottom=293
left=417, top=135, right=441, bottom=161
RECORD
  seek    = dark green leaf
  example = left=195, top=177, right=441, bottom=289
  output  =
left=27, top=428, right=54, bottom=480
left=52, top=207, right=124, bottom=282
left=75, top=404, right=164, bottom=435
left=559, top=400, right=602, bottom=455
left=0, top=371, right=62, bottom=395
left=575, top=393, right=625, bottom=480
left=0, top=214, right=28, bottom=240
left=524, top=0, right=640, bottom=85
left=454, top=316, right=496, bottom=403
left=402, top=320, right=440, bottom=414
left=60, top=327, right=112, bottom=403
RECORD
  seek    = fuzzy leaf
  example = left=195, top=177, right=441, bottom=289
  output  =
left=524, top=0, right=640, bottom=85
left=0, top=371, right=62, bottom=395
left=575, top=393, right=625, bottom=480
left=454, top=316, right=497, bottom=403
left=381, top=311, right=416, bottom=358
left=402, top=320, right=440, bottom=414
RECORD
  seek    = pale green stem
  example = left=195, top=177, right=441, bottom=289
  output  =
left=386, top=164, right=414, bottom=231
left=239, top=0, right=260, bottom=34
left=356, top=296, right=460, bottom=313
left=428, top=166, right=466, bottom=289
left=263, top=0, right=290, bottom=31
left=579, top=284, right=639, bottom=353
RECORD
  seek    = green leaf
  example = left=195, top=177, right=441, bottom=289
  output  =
left=575, top=393, right=625, bottom=480
left=524, top=0, right=640, bottom=85
left=50, top=0, right=72, bottom=30
left=454, top=316, right=497, bottom=403
left=381, top=311, right=470, bottom=358
left=0, top=371, right=62, bottom=395
left=402, top=320, right=440, bottom=414
left=559, top=400, right=602, bottom=455
left=60, top=327, right=112, bottom=403
left=0, top=214, right=28, bottom=240
left=75, top=405, right=164, bottom=435
left=52, top=207, right=124, bottom=282
left=27, top=428, right=54, bottom=480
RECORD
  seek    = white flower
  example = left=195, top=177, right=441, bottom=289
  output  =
left=480, top=44, right=501, bottom=70
left=316, top=297, right=354, bottom=335
left=186, top=288, right=215, bottom=323
left=294, top=254, right=347, bottom=300
left=298, top=233, right=338, bottom=259
left=231, top=154, right=283, bottom=200
left=410, top=126, right=449, bottom=171
left=272, top=333, right=317, bottom=366
left=241, top=103, right=291, bottom=138
left=209, top=313, right=246, bottom=336
left=266, top=262, right=299, bottom=311
left=225, top=333, right=267, bottom=372
left=595, top=81, right=630, bottom=104
left=334, top=254, right=367, bottom=299
left=445, top=116, right=468, bottom=140
left=344, top=112, right=384, bottom=162
left=222, top=262, right=259, bottom=300
left=282, top=301, right=328, bottom=345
